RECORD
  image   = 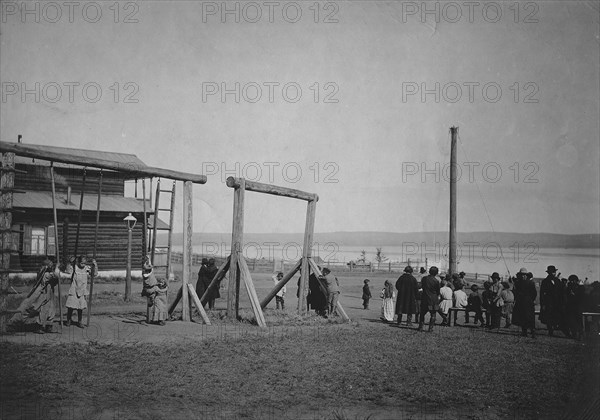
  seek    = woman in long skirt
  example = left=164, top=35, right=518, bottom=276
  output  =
left=380, top=280, right=396, bottom=322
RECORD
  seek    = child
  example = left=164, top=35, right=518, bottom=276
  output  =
left=438, top=280, right=453, bottom=326
left=362, top=279, right=372, bottom=309
left=452, top=283, right=468, bottom=325
left=481, top=281, right=495, bottom=329
left=65, top=256, right=97, bottom=328
left=499, top=281, right=515, bottom=328
left=466, top=284, right=485, bottom=327
left=141, top=258, right=158, bottom=307
left=273, top=271, right=286, bottom=310
left=152, top=278, right=169, bottom=326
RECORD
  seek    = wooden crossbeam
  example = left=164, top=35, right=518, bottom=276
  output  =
left=238, top=257, right=267, bottom=328
left=226, top=177, right=318, bottom=202
left=260, top=259, right=302, bottom=309
left=187, top=284, right=211, bottom=325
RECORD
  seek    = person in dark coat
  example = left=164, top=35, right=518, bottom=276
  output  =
left=417, top=266, right=441, bottom=332
left=195, top=258, right=209, bottom=306
left=565, top=275, right=586, bottom=340
left=481, top=281, right=495, bottom=329
left=362, top=279, right=372, bottom=309
left=395, top=266, right=418, bottom=326
left=308, top=271, right=327, bottom=316
left=204, top=258, right=219, bottom=309
left=512, top=268, right=537, bottom=337
left=465, top=284, right=485, bottom=326
left=539, top=265, right=567, bottom=336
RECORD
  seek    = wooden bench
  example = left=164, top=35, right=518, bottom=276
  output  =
left=448, top=307, right=540, bottom=327
left=448, top=307, right=485, bottom=326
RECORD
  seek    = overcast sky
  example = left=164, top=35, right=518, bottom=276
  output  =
left=1, top=1, right=598, bottom=235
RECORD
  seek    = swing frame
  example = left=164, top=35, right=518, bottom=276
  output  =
left=0, top=141, right=207, bottom=331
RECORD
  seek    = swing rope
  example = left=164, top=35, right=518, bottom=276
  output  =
left=86, top=169, right=102, bottom=326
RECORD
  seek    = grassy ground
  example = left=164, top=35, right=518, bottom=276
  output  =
left=2, top=270, right=599, bottom=419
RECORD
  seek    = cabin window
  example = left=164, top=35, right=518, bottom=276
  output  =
left=31, top=227, right=46, bottom=255
left=18, top=225, right=51, bottom=256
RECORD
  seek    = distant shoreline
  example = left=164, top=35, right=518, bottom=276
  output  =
left=162, top=231, right=600, bottom=249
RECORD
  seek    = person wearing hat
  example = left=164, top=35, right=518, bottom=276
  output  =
left=465, top=284, right=485, bottom=327
left=512, top=268, right=537, bottom=337
left=417, top=266, right=441, bottom=332
left=395, top=266, right=418, bottom=326
left=362, top=279, right=372, bottom=310
left=539, top=265, right=567, bottom=336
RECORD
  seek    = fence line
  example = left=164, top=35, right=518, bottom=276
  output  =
left=165, top=251, right=490, bottom=280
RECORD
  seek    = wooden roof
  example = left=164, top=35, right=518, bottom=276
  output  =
left=1, top=141, right=207, bottom=184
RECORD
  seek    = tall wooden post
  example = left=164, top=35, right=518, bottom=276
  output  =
left=142, top=178, right=147, bottom=261
left=0, top=152, right=15, bottom=333
left=298, top=199, right=317, bottom=315
left=449, top=126, right=458, bottom=275
left=228, top=179, right=245, bottom=319
left=50, top=164, right=63, bottom=331
left=125, top=224, right=133, bottom=301
left=182, top=181, right=193, bottom=322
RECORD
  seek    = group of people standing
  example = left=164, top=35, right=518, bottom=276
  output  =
left=375, top=264, right=597, bottom=339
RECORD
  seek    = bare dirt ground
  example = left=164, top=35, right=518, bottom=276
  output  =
left=1, top=272, right=599, bottom=419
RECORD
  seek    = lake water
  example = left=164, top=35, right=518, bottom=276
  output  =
left=180, top=242, right=600, bottom=281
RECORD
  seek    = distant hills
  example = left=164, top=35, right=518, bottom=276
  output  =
left=162, top=231, right=600, bottom=249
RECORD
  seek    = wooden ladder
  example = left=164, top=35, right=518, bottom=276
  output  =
left=150, top=179, right=176, bottom=281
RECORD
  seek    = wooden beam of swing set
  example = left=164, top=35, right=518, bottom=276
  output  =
left=0, top=141, right=207, bottom=184
left=167, top=256, right=231, bottom=319
left=226, top=177, right=318, bottom=202
left=260, top=259, right=302, bottom=309
left=238, top=256, right=267, bottom=328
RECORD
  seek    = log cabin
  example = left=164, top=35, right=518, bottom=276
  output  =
left=7, top=145, right=161, bottom=272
